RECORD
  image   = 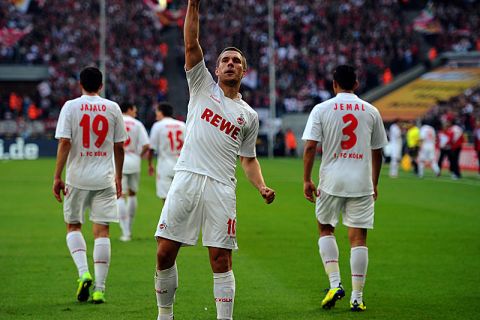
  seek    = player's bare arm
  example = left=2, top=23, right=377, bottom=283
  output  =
left=113, top=141, right=125, bottom=199
left=240, top=156, right=275, bottom=204
left=371, top=148, right=383, bottom=201
left=184, top=0, right=203, bottom=70
left=303, top=139, right=320, bottom=203
left=53, top=138, right=71, bottom=202
left=147, top=148, right=155, bottom=176
left=140, top=144, right=150, bottom=158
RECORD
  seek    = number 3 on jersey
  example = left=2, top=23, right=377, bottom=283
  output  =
left=79, top=114, right=109, bottom=148
left=341, top=113, right=358, bottom=150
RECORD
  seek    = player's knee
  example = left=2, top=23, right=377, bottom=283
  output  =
left=156, top=247, right=175, bottom=269
left=210, top=252, right=231, bottom=272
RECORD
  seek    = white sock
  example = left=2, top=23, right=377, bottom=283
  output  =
left=431, top=161, right=440, bottom=175
left=155, top=263, right=178, bottom=320
left=93, top=237, right=111, bottom=292
left=118, top=197, right=129, bottom=237
left=350, top=246, right=368, bottom=303
left=390, top=158, right=398, bottom=176
left=127, top=195, right=137, bottom=234
left=66, top=231, right=89, bottom=277
left=213, top=270, right=235, bottom=320
left=418, top=161, right=424, bottom=177
left=318, top=236, right=341, bottom=288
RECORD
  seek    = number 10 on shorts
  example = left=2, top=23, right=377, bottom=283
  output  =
left=227, top=218, right=236, bottom=236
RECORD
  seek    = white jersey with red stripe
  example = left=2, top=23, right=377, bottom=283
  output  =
left=302, top=93, right=388, bottom=197
left=419, top=125, right=436, bottom=150
left=122, top=115, right=149, bottom=174
left=55, top=95, right=127, bottom=190
left=174, top=60, right=259, bottom=188
left=150, top=117, right=186, bottom=176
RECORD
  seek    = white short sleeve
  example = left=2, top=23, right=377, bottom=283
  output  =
left=239, top=113, right=259, bottom=158
left=149, top=123, right=160, bottom=152
left=302, top=106, right=322, bottom=142
left=113, top=105, right=127, bottom=143
left=185, top=60, right=215, bottom=97
left=139, top=122, right=149, bottom=147
left=55, top=102, right=72, bottom=139
left=371, top=109, right=388, bottom=150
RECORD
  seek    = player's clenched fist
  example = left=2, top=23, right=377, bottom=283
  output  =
left=52, top=178, right=66, bottom=202
left=260, top=186, right=275, bottom=204
left=303, top=180, right=319, bottom=203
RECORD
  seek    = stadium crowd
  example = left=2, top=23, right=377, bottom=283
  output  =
left=1, top=0, right=169, bottom=133
left=0, top=0, right=479, bottom=138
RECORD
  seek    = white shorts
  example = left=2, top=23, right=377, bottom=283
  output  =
left=122, top=172, right=140, bottom=193
left=315, top=191, right=374, bottom=229
left=156, top=172, right=174, bottom=199
left=155, top=171, right=238, bottom=250
left=418, top=147, right=436, bottom=162
left=64, top=185, right=118, bottom=225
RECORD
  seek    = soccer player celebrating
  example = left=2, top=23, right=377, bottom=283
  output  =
left=303, top=65, right=387, bottom=312
left=148, top=102, right=186, bottom=202
left=53, top=67, right=127, bottom=303
left=118, top=102, right=150, bottom=241
left=153, top=1, right=275, bottom=319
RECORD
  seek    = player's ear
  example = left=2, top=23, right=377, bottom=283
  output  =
left=215, top=67, right=220, bottom=77
left=99, top=83, right=104, bottom=92
left=353, top=80, right=359, bottom=91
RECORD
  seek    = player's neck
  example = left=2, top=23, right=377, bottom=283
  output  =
left=82, top=91, right=100, bottom=97
left=218, top=83, right=241, bottom=100
left=335, top=90, right=355, bottom=95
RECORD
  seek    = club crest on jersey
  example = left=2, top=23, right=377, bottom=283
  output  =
left=237, top=115, right=245, bottom=126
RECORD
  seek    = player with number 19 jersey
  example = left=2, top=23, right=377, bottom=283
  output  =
left=302, top=93, right=388, bottom=197
left=55, top=95, right=127, bottom=190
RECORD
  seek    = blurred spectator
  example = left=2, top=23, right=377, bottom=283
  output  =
left=447, top=120, right=464, bottom=179
left=285, top=128, right=297, bottom=157
left=474, top=119, right=480, bottom=175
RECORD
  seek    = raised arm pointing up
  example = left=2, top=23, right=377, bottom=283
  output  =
left=184, top=0, right=203, bottom=70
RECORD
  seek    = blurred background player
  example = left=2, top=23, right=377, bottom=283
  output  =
left=303, top=65, right=388, bottom=312
left=148, top=102, right=186, bottom=202
left=418, top=120, right=440, bottom=178
left=285, top=128, right=298, bottom=157
left=52, top=67, right=127, bottom=304
left=474, top=119, right=480, bottom=175
left=437, top=122, right=451, bottom=176
left=406, top=121, right=420, bottom=175
left=153, top=1, right=275, bottom=319
left=447, top=120, right=464, bottom=179
left=388, top=119, right=402, bottom=178
left=118, top=102, right=150, bottom=242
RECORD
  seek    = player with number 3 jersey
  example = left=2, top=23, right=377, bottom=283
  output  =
left=303, top=65, right=387, bottom=312
left=53, top=67, right=127, bottom=304
left=148, top=102, right=186, bottom=201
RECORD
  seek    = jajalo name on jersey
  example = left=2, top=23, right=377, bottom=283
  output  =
left=80, top=104, right=107, bottom=112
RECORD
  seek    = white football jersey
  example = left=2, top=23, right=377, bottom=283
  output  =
left=388, top=123, right=402, bottom=159
left=174, top=60, right=259, bottom=188
left=55, top=95, right=127, bottom=190
left=302, top=93, right=388, bottom=197
left=122, top=115, right=149, bottom=174
left=419, top=125, right=436, bottom=150
left=150, top=117, right=186, bottom=177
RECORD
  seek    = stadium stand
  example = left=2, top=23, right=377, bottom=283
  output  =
left=0, top=0, right=479, bottom=140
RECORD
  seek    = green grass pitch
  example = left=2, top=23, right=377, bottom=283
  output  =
left=0, top=158, right=479, bottom=319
